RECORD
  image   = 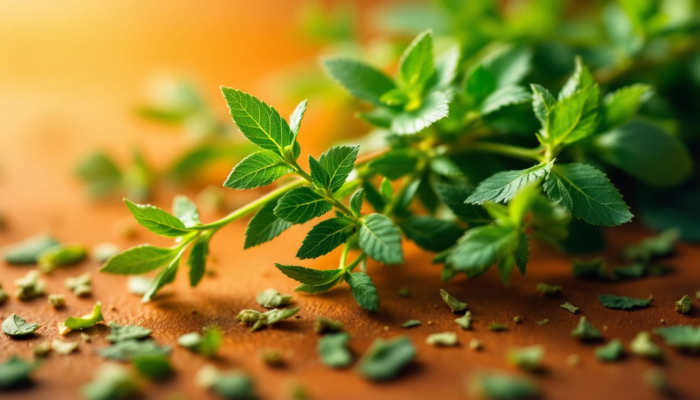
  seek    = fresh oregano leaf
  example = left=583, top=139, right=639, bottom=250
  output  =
left=274, top=264, right=345, bottom=287
left=296, top=217, right=355, bottom=259
left=2, top=314, right=40, bottom=337
left=106, top=322, right=152, bottom=342
left=317, top=332, right=352, bottom=368
left=323, top=58, right=396, bottom=106
left=598, top=294, right=652, bottom=310
left=124, top=199, right=191, bottom=237
left=358, top=214, right=403, bottom=264
left=172, top=195, right=201, bottom=227
left=345, top=272, right=379, bottom=311
left=274, top=187, right=333, bottom=224
left=349, top=189, right=364, bottom=216
left=101, top=245, right=178, bottom=275
left=398, top=30, right=434, bottom=91
left=223, top=150, right=291, bottom=190
left=466, top=162, right=552, bottom=205
left=318, top=145, right=359, bottom=193
left=244, top=199, right=292, bottom=249
left=448, top=224, right=519, bottom=277
left=187, top=235, right=210, bottom=287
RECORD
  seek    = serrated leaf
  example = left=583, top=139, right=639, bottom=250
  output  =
left=530, top=84, right=556, bottom=126
left=244, top=199, right=292, bottom=249
left=308, top=155, right=331, bottom=189
left=323, top=58, right=396, bottom=105
left=289, top=99, right=307, bottom=137
left=362, top=181, right=386, bottom=212
left=598, top=294, right=652, bottom=310
left=464, top=64, right=496, bottom=105
left=544, top=163, right=632, bottom=226
left=274, top=264, right=345, bottom=286
left=125, top=200, right=191, bottom=237
left=485, top=45, right=533, bottom=88
left=350, top=189, right=364, bottom=216
left=447, top=225, right=518, bottom=277
left=187, top=235, right=209, bottom=287
left=359, top=214, right=403, bottom=264
left=514, top=231, right=529, bottom=275
left=466, top=162, right=552, bottom=205
left=546, top=85, right=600, bottom=146
left=594, top=120, right=692, bottom=187
left=319, top=145, right=359, bottom=193
left=172, top=195, right=200, bottom=227
left=101, top=245, right=179, bottom=275
left=480, top=86, right=531, bottom=115
left=602, top=84, right=652, bottom=128
left=391, top=90, right=450, bottom=134
left=434, top=182, right=491, bottom=224
left=221, top=88, right=294, bottom=155
left=345, top=272, right=379, bottom=311
left=400, top=216, right=462, bottom=252
left=559, top=57, right=594, bottom=100
left=296, top=218, right=355, bottom=259
left=2, top=314, right=40, bottom=337
left=398, top=30, right=434, bottom=91
left=223, top=150, right=291, bottom=190
left=274, top=187, right=332, bottom=224
left=434, top=45, right=460, bottom=89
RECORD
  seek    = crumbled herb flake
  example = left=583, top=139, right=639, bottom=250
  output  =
left=398, top=287, right=410, bottom=298
left=613, top=263, right=647, bottom=280
left=314, top=317, right=343, bottom=334
left=127, top=276, right=154, bottom=296
left=675, top=294, right=691, bottom=314
left=455, top=311, right=472, bottom=330
left=439, top=289, right=468, bottom=313
left=401, top=319, right=421, bottom=328
left=38, top=244, right=87, bottom=273
left=630, top=331, right=663, bottom=361
left=536, top=282, right=562, bottom=296
left=177, top=326, right=222, bottom=357
left=489, top=323, right=508, bottom=332
left=106, top=322, right=152, bottom=342
left=623, top=229, right=678, bottom=262
left=643, top=368, right=667, bottom=392
left=654, top=325, right=700, bottom=352
left=98, top=339, right=171, bottom=361
left=560, top=302, right=579, bottom=314
left=358, top=336, right=416, bottom=381
left=571, top=257, right=608, bottom=279
left=48, top=294, right=66, bottom=309
left=507, top=346, right=544, bottom=371
left=133, top=353, right=173, bottom=380
left=571, top=317, right=602, bottom=342
left=3, top=234, right=59, bottom=265
left=65, top=273, right=92, bottom=297
left=425, top=332, right=458, bottom=347
left=595, top=339, right=623, bottom=362
left=535, top=319, right=549, bottom=326
left=0, top=356, right=35, bottom=389
left=195, top=365, right=256, bottom=399
left=256, top=288, right=293, bottom=309
left=469, top=338, right=483, bottom=350
left=318, top=332, right=352, bottom=368
left=14, top=270, right=46, bottom=300
left=33, top=341, right=51, bottom=358
left=51, top=339, right=79, bottom=355
left=598, top=294, right=652, bottom=310
left=81, top=364, right=141, bottom=400
left=2, top=314, right=40, bottom=337
left=64, top=302, right=104, bottom=330
left=259, top=349, right=285, bottom=367
left=566, top=354, right=581, bottom=366
left=513, top=315, right=523, bottom=324
left=235, top=308, right=299, bottom=332
left=468, top=371, right=539, bottom=400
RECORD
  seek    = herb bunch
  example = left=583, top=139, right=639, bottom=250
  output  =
left=102, top=11, right=695, bottom=310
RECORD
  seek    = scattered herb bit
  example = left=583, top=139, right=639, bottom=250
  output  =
left=64, top=302, right=104, bottom=331
left=133, top=353, right=173, bottom=380
left=14, top=270, right=46, bottom=300
left=595, top=339, right=623, bottom=362
left=318, top=332, right=352, bottom=368
left=648, top=264, right=674, bottom=276
left=630, top=331, right=663, bottom=361
left=571, top=317, right=602, bottom=342
left=358, top=336, right=416, bottom=381
left=177, top=326, right=222, bottom=357
left=33, top=342, right=51, bottom=358
left=566, top=354, right=581, bottom=366
left=468, top=371, right=539, bottom=400
left=235, top=308, right=299, bottom=332
left=259, top=349, right=285, bottom=367
left=48, top=294, right=66, bottom=309
left=3, top=234, right=59, bottom=265
left=51, top=339, right=79, bottom=355
left=513, top=316, right=522, bottom=324
left=535, top=319, right=549, bottom=326
left=469, top=339, right=483, bottom=351
left=37, top=244, right=87, bottom=273
left=598, top=294, right=652, bottom=310
left=81, top=333, right=92, bottom=343
left=696, top=290, right=700, bottom=300
left=654, top=325, right=700, bottom=352
left=314, top=317, right=343, bottom=334
left=489, top=323, right=508, bottom=332
left=127, top=276, right=154, bottom=295
left=2, top=314, right=40, bottom=337
left=398, top=287, right=410, bottom=298
left=106, top=322, right=152, bottom=342
left=560, top=302, right=579, bottom=314
left=643, top=368, right=667, bottom=392
left=65, top=273, right=92, bottom=297
left=536, top=282, right=562, bottom=296
left=98, top=339, right=171, bottom=361
left=675, top=294, right=692, bottom=314
left=256, top=288, right=292, bottom=309
left=426, top=332, right=458, bottom=347
left=613, top=263, right=647, bottom=280
left=455, top=311, right=473, bottom=330
left=571, top=257, right=608, bottom=279
left=401, top=319, right=421, bottom=328
left=623, top=229, right=679, bottom=262
left=0, top=356, right=35, bottom=389
left=81, top=364, right=142, bottom=400
left=195, top=365, right=256, bottom=400
left=507, top=346, right=544, bottom=371
left=440, top=289, right=468, bottom=313
left=93, top=243, right=120, bottom=263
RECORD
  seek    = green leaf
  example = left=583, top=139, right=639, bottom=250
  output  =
left=630, top=331, right=663, bottom=361
left=220, top=87, right=294, bottom=155
left=391, top=90, right=450, bottom=134
left=536, top=283, right=562, bottom=296
left=546, top=84, right=599, bottom=146
left=439, top=289, right=468, bottom=313
left=402, top=320, right=422, bottom=328
left=595, top=339, right=624, bottom=361
left=594, top=120, right=692, bottom=187
left=106, top=322, right=152, bottom=342
left=507, top=346, right=544, bottom=371
left=359, top=214, right=403, bottom=264
left=142, top=251, right=182, bottom=302
left=297, top=217, right=355, bottom=259
left=558, top=56, right=594, bottom=100
left=124, top=199, right=191, bottom=237
left=380, top=88, right=410, bottom=107
left=244, top=199, right=292, bottom=249
left=75, top=152, right=123, bottom=198
left=65, top=302, right=104, bottom=330
left=208, top=370, right=257, bottom=400
left=531, top=84, right=556, bottom=126
left=571, top=257, right=608, bottom=279
left=480, top=86, right=531, bottom=115
left=256, top=289, right=292, bottom=309
left=178, top=326, right=222, bottom=357
left=400, top=216, right=462, bottom=252
left=602, top=84, right=652, bottom=128
left=274, top=187, right=333, bottom=224
left=398, top=30, right=434, bottom=90
left=622, top=228, right=679, bottom=262
left=655, top=325, right=700, bottom=352
left=485, top=45, right=533, bottom=88
left=318, top=332, right=352, bottom=368
left=274, top=264, right=345, bottom=286
left=318, top=146, right=359, bottom=193
left=308, top=155, right=331, bottom=189
left=455, top=312, right=472, bottom=329
left=434, top=45, right=460, bottom=88
left=358, top=336, right=416, bottom=381
left=368, top=149, right=419, bottom=180
left=466, top=162, right=552, bottom=205
left=434, top=182, right=490, bottom=224
left=447, top=224, right=518, bottom=277
left=350, top=189, right=364, bottom=216
left=561, top=302, right=580, bottom=314
left=172, top=195, right=201, bottom=227
left=133, top=353, right=173, bottom=381
left=81, top=364, right=141, bottom=400
left=314, top=317, right=344, bottom=334
left=345, top=272, right=379, bottom=311
left=464, top=64, right=496, bottom=104
left=289, top=99, right=307, bottom=137
left=598, top=294, right=652, bottom=310
left=101, top=245, right=179, bottom=275
left=468, top=371, right=539, bottom=400
left=223, top=150, right=291, bottom=190
left=323, top=58, right=396, bottom=105
left=98, top=339, right=171, bottom=361
left=2, top=314, right=40, bottom=337
left=187, top=235, right=210, bottom=287
left=544, top=163, right=632, bottom=226
left=571, top=317, right=602, bottom=342
left=0, top=356, right=34, bottom=389
left=3, top=234, right=60, bottom=265
left=37, top=244, right=87, bottom=272
left=362, top=181, right=386, bottom=212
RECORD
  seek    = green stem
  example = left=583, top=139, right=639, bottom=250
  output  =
left=461, top=142, right=544, bottom=162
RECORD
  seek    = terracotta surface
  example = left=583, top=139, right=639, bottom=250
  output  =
left=1, top=2, right=700, bottom=400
